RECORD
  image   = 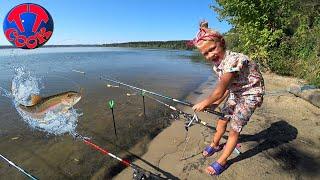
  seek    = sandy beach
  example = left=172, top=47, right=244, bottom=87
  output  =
left=114, top=73, right=320, bottom=180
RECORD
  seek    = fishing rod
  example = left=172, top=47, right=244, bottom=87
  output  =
left=79, top=74, right=240, bottom=155
left=100, top=77, right=224, bottom=117
left=106, top=84, right=241, bottom=155
left=143, top=93, right=208, bottom=130
left=103, top=77, right=212, bottom=130
left=73, top=133, right=163, bottom=180
left=141, top=94, right=241, bottom=155
left=0, top=154, right=39, bottom=180
left=142, top=93, right=216, bottom=160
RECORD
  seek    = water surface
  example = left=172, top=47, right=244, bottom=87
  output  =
left=0, top=47, right=214, bottom=179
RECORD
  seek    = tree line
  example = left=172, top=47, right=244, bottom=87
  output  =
left=214, top=0, right=319, bottom=86
left=103, top=40, right=193, bottom=50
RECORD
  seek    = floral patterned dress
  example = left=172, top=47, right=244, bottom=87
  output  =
left=213, top=50, right=265, bottom=132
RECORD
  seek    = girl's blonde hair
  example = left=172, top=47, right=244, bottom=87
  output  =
left=188, top=21, right=226, bottom=50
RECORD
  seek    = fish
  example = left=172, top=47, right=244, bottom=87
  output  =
left=17, top=91, right=81, bottom=120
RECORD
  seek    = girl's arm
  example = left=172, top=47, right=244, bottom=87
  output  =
left=193, top=72, right=234, bottom=112
left=212, top=89, right=229, bottom=105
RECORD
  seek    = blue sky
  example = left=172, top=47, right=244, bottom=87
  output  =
left=0, top=0, right=231, bottom=45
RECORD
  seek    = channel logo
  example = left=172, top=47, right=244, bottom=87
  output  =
left=3, top=3, right=54, bottom=49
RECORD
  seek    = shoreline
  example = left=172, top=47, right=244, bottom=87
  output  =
left=113, top=74, right=219, bottom=179
left=90, top=74, right=217, bottom=179
left=114, top=72, right=320, bottom=179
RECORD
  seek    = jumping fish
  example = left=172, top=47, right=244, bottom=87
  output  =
left=18, top=91, right=81, bottom=119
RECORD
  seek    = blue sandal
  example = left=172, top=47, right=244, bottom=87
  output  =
left=208, top=161, right=227, bottom=175
left=203, top=145, right=223, bottom=157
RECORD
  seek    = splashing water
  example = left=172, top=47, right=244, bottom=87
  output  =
left=11, top=67, right=42, bottom=105
left=0, top=87, right=11, bottom=98
left=2, top=67, right=82, bottom=135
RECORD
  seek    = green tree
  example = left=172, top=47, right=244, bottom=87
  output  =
left=212, top=0, right=295, bottom=68
left=212, top=0, right=320, bottom=86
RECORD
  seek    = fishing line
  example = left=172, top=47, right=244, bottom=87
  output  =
left=101, top=76, right=225, bottom=117
left=144, top=93, right=241, bottom=156
left=101, top=76, right=222, bottom=129
left=104, top=79, right=242, bottom=155
left=143, top=93, right=209, bottom=128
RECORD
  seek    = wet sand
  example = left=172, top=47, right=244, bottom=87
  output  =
left=115, top=73, right=320, bottom=180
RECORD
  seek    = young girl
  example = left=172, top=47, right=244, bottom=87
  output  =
left=191, top=21, right=264, bottom=175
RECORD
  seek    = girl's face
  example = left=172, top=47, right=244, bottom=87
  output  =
left=197, top=40, right=225, bottom=64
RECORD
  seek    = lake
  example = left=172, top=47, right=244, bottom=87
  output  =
left=0, top=47, right=214, bottom=179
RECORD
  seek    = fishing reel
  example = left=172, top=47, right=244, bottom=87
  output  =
left=170, top=111, right=200, bottom=131
left=183, top=113, right=199, bottom=131
left=133, top=168, right=148, bottom=180
left=132, top=167, right=163, bottom=180
left=169, top=113, right=179, bottom=120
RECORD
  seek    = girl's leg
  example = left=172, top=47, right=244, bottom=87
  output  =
left=203, top=119, right=228, bottom=156
left=206, top=129, right=240, bottom=175
left=211, top=119, right=228, bottom=147
left=205, top=95, right=262, bottom=175
left=216, top=129, right=239, bottom=165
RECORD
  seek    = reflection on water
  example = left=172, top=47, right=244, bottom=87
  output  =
left=0, top=47, right=214, bottom=179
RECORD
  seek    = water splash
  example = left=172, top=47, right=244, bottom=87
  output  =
left=3, top=67, right=82, bottom=135
left=0, top=87, right=11, bottom=98
left=11, top=67, right=42, bottom=105
left=17, top=107, right=82, bottom=135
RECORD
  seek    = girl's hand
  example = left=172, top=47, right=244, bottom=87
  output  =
left=192, top=101, right=208, bottom=112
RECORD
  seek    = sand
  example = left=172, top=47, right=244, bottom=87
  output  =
left=114, top=72, right=320, bottom=180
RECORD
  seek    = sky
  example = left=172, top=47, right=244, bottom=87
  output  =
left=0, top=0, right=232, bottom=45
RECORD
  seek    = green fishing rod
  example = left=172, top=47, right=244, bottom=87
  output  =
left=100, top=77, right=224, bottom=117
left=0, top=154, right=38, bottom=180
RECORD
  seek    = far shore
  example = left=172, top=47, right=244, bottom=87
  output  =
left=0, top=40, right=193, bottom=51
left=0, top=45, right=104, bottom=49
